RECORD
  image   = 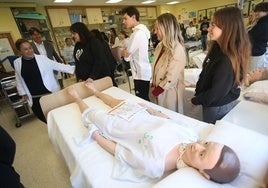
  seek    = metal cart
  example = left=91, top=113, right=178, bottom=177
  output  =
left=0, top=76, right=33, bottom=127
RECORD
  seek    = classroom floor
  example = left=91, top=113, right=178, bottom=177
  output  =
left=0, top=74, right=133, bottom=188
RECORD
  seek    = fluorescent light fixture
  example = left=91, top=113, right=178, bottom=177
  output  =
left=167, top=1, right=179, bottom=4
left=54, top=0, right=72, bottom=3
left=141, top=0, right=156, bottom=4
left=106, top=0, right=123, bottom=3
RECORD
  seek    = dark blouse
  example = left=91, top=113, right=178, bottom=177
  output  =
left=248, top=15, right=268, bottom=56
left=73, top=37, right=111, bottom=81
left=21, top=57, right=50, bottom=96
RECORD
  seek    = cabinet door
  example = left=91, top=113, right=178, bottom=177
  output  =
left=86, top=8, right=103, bottom=24
left=147, top=7, right=157, bottom=19
left=47, top=9, right=71, bottom=27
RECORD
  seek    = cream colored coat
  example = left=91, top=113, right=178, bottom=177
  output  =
left=150, top=42, right=186, bottom=113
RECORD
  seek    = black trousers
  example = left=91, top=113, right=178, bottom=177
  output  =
left=133, top=79, right=150, bottom=101
left=32, top=97, right=47, bottom=123
left=0, top=126, right=24, bottom=188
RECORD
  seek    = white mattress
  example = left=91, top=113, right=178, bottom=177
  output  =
left=223, top=100, right=268, bottom=135
left=183, top=85, right=263, bottom=123
left=184, top=40, right=202, bottom=49
left=183, top=68, right=259, bottom=122
left=183, top=68, right=203, bottom=121
left=184, top=68, right=202, bottom=84
left=47, top=87, right=268, bottom=188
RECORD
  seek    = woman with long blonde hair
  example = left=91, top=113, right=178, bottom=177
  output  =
left=190, top=7, right=251, bottom=123
left=151, top=13, right=186, bottom=113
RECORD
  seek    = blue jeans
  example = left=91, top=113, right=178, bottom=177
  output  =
left=200, top=35, right=207, bottom=51
left=202, top=100, right=239, bottom=124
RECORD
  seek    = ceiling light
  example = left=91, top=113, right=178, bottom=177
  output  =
left=141, top=0, right=156, bottom=4
left=54, top=0, right=72, bottom=3
left=167, top=1, right=179, bottom=4
left=106, top=0, right=123, bottom=3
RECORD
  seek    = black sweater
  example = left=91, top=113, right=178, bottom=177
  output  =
left=74, top=37, right=111, bottom=81
left=0, top=126, right=23, bottom=187
left=192, top=43, right=240, bottom=107
left=248, top=15, right=268, bottom=56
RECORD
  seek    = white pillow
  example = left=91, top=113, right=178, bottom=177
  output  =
left=243, top=80, right=268, bottom=104
left=192, top=52, right=206, bottom=68
left=184, top=68, right=202, bottom=85
left=154, top=120, right=268, bottom=188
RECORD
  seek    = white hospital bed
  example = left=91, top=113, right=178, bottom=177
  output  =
left=41, top=77, right=268, bottom=188
left=184, top=68, right=203, bottom=121
left=184, top=41, right=202, bottom=68
left=183, top=69, right=268, bottom=127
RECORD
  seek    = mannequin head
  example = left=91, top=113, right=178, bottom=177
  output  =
left=182, top=141, right=240, bottom=183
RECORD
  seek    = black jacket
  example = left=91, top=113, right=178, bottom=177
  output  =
left=248, top=15, right=268, bottom=56
left=192, top=43, right=240, bottom=107
left=200, top=21, right=210, bottom=36
left=74, top=37, right=111, bottom=81
left=0, top=126, right=24, bottom=188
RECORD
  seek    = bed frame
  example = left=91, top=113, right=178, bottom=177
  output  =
left=40, top=76, right=113, bottom=120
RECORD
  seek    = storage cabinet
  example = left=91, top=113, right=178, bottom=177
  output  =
left=86, top=8, right=103, bottom=24
left=137, top=7, right=147, bottom=17
left=147, top=7, right=157, bottom=19
left=46, top=6, right=157, bottom=52
left=47, top=9, right=71, bottom=27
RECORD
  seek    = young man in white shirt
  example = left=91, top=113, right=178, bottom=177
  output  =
left=186, top=21, right=197, bottom=41
left=62, top=37, right=75, bottom=66
left=121, top=6, right=152, bottom=101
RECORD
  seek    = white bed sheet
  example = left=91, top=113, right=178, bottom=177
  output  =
left=47, top=87, right=212, bottom=188
left=184, top=68, right=202, bottom=84
left=223, top=100, right=268, bottom=135
left=184, top=87, right=203, bottom=121
left=183, top=68, right=203, bottom=121
left=183, top=86, right=263, bottom=123
left=182, top=68, right=262, bottom=122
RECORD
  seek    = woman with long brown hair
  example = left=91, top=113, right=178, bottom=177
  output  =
left=190, top=7, right=251, bottom=123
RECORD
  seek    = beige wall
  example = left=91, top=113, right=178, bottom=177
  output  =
left=0, top=8, right=21, bottom=41
left=157, top=0, right=237, bottom=22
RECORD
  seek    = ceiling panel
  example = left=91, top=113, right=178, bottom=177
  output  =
left=0, top=0, right=192, bottom=6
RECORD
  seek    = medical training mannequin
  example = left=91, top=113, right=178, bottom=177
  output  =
left=67, top=80, right=240, bottom=184
left=246, top=68, right=268, bottom=85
